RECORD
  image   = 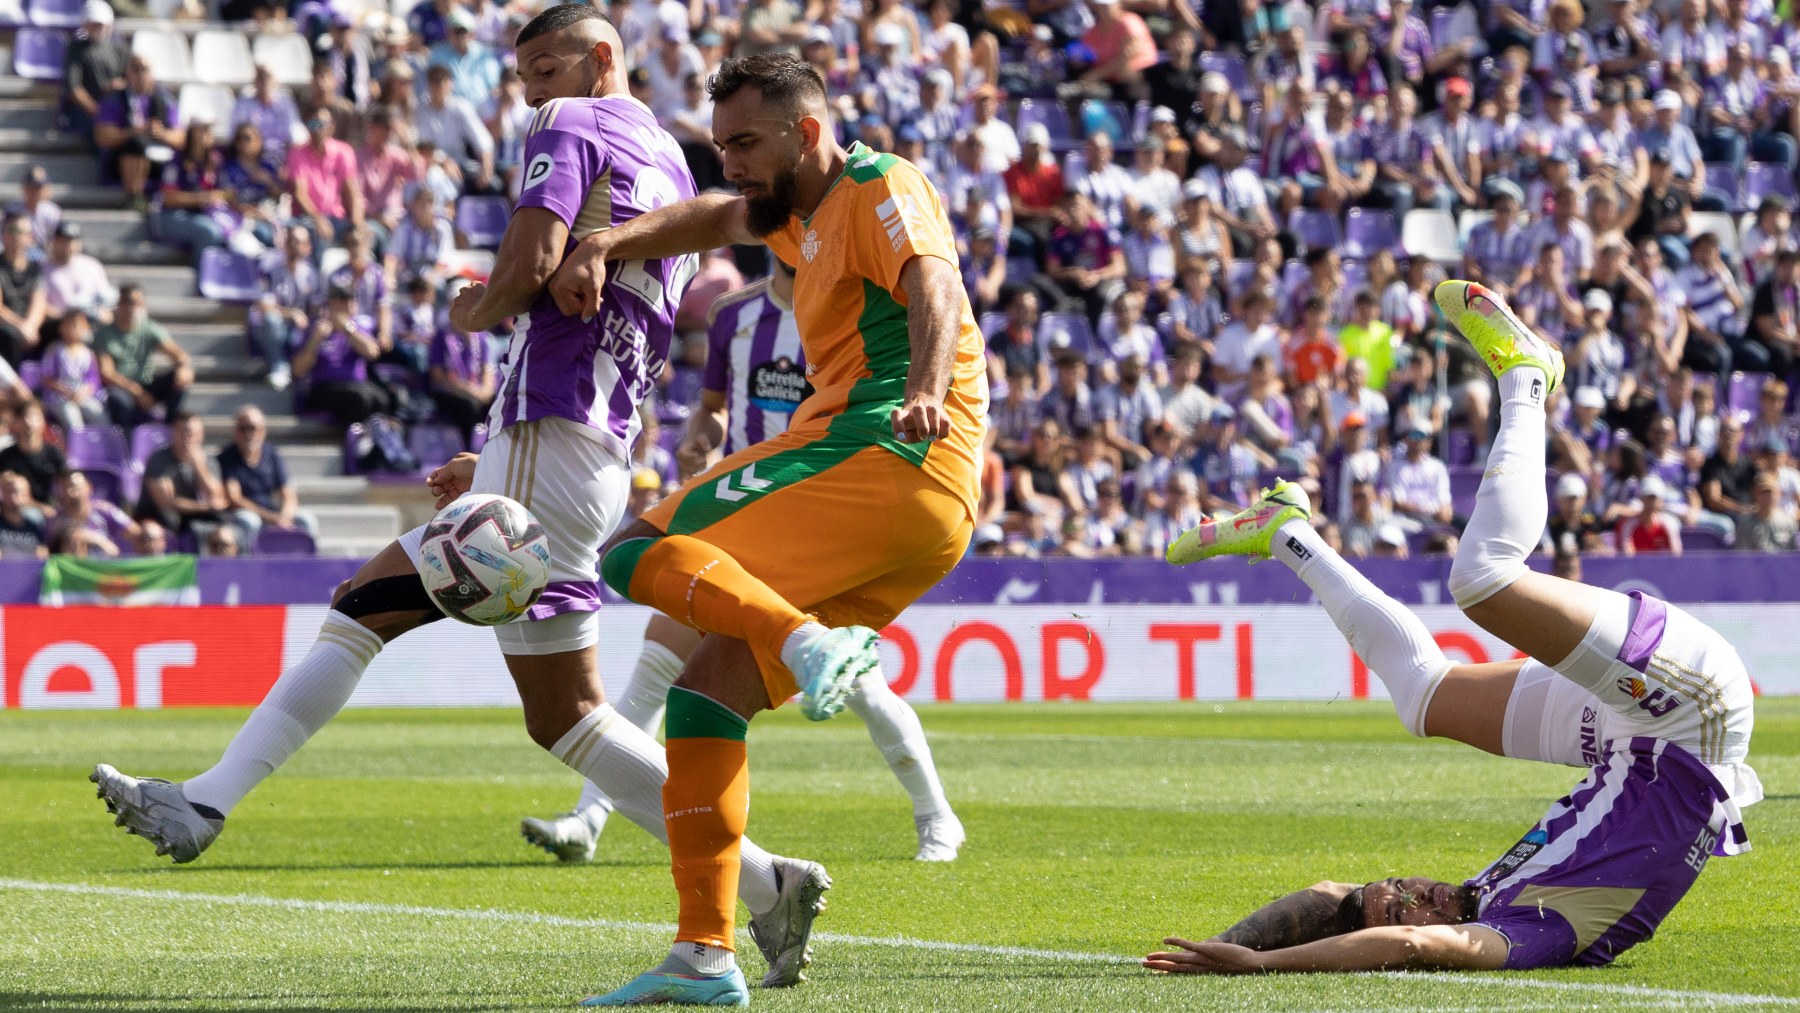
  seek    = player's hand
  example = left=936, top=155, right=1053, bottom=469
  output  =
left=1142, top=938, right=1261, bottom=975
left=891, top=394, right=951, bottom=444
left=426, top=452, right=479, bottom=509
left=549, top=237, right=610, bottom=322
left=448, top=282, right=488, bottom=334
left=676, top=435, right=714, bottom=479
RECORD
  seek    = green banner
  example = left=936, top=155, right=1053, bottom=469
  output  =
left=39, top=555, right=201, bottom=606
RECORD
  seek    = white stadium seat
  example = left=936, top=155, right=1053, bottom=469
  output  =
left=192, top=30, right=255, bottom=86
left=178, top=83, right=235, bottom=129
left=1688, top=211, right=1741, bottom=261
left=1401, top=208, right=1461, bottom=264
left=1456, top=209, right=1493, bottom=246
left=131, top=29, right=194, bottom=85
left=251, top=31, right=313, bottom=88
left=318, top=246, right=350, bottom=278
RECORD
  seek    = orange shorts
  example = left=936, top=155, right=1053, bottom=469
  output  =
left=641, top=420, right=973, bottom=702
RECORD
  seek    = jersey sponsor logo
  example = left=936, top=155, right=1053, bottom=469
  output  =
left=523, top=153, right=554, bottom=192
left=801, top=229, right=820, bottom=263
left=1486, top=827, right=1549, bottom=881
left=1579, top=705, right=1600, bottom=765
left=874, top=193, right=926, bottom=253
left=748, top=356, right=808, bottom=412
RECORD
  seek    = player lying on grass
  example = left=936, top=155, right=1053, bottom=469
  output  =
left=1149, top=281, right=1761, bottom=975
left=522, top=260, right=964, bottom=866
left=88, top=6, right=832, bottom=993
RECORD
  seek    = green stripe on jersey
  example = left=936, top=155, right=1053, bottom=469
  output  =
left=665, top=433, right=866, bottom=535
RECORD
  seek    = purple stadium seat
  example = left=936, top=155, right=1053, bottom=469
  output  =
left=255, top=526, right=318, bottom=556
left=1341, top=258, right=1368, bottom=294
left=1727, top=371, right=1766, bottom=417
left=173, top=530, right=199, bottom=554
left=1015, top=98, right=1075, bottom=151
left=12, top=27, right=67, bottom=80
left=664, top=367, right=704, bottom=413
left=1744, top=163, right=1797, bottom=208
left=1680, top=526, right=1728, bottom=551
left=1287, top=208, right=1342, bottom=254
left=25, top=0, right=82, bottom=28
left=17, top=358, right=41, bottom=392
left=129, top=423, right=170, bottom=467
left=79, top=466, right=123, bottom=505
left=1446, top=427, right=1476, bottom=466
left=1037, top=312, right=1095, bottom=357
left=1429, top=6, right=1456, bottom=46
left=1227, top=258, right=1256, bottom=291
left=342, top=422, right=363, bottom=475
left=1448, top=466, right=1483, bottom=519
left=1704, top=162, right=1743, bottom=212
left=1280, top=259, right=1308, bottom=293
left=197, top=247, right=263, bottom=302
left=407, top=423, right=465, bottom=474
left=1343, top=208, right=1398, bottom=260
left=979, top=311, right=1008, bottom=338
left=456, top=195, right=512, bottom=249
left=1004, top=256, right=1036, bottom=286
left=63, top=425, right=128, bottom=472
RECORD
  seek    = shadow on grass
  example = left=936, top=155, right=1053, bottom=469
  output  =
left=0, top=994, right=537, bottom=1012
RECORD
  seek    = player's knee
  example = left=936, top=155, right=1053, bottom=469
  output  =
left=521, top=706, right=577, bottom=751
left=1446, top=540, right=1522, bottom=610
left=330, top=574, right=444, bottom=643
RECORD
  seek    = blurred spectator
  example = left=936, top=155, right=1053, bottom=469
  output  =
left=1640, top=90, right=1711, bottom=209
left=250, top=226, right=320, bottom=390
left=1285, top=296, right=1342, bottom=388
left=1079, top=0, right=1157, bottom=94
left=741, top=0, right=808, bottom=58
left=222, top=123, right=284, bottom=250
left=1742, top=197, right=1796, bottom=287
left=1341, top=478, right=1397, bottom=557
left=96, top=282, right=191, bottom=427
left=1620, top=474, right=1684, bottom=554
left=387, top=186, right=456, bottom=286
left=391, top=275, right=439, bottom=372
left=318, top=9, right=375, bottom=109
left=990, top=365, right=1042, bottom=465
left=43, top=222, right=115, bottom=324
left=1212, top=288, right=1281, bottom=394
left=61, top=1, right=127, bottom=147
left=49, top=468, right=140, bottom=557
left=1514, top=243, right=1581, bottom=345
left=9, top=166, right=62, bottom=257
left=1385, top=422, right=1453, bottom=527
left=1569, top=289, right=1633, bottom=409
left=429, top=7, right=503, bottom=117
left=0, top=471, right=48, bottom=558
left=1676, top=232, right=1746, bottom=371
left=294, top=285, right=391, bottom=426
left=1388, top=351, right=1449, bottom=444
left=1163, top=260, right=1223, bottom=349
left=1547, top=473, right=1608, bottom=557
left=287, top=108, right=364, bottom=247
left=1193, top=404, right=1268, bottom=510
left=38, top=310, right=104, bottom=430
left=944, top=133, right=1013, bottom=246
left=1172, top=182, right=1231, bottom=278
left=154, top=121, right=232, bottom=266
left=357, top=110, right=423, bottom=240
left=0, top=401, right=65, bottom=506
left=1004, top=123, right=1063, bottom=259
left=428, top=317, right=496, bottom=445
left=1325, top=410, right=1380, bottom=518
left=218, top=405, right=316, bottom=542
left=1010, top=418, right=1069, bottom=523
left=1046, top=189, right=1126, bottom=321
left=138, top=411, right=247, bottom=548
left=1337, top=289, right=1399, bottom=391
left=93, top=55, right=182, bottom=210
left=1700, top=415, right=1757, bottom=525
left=1747, top=250, right=1800, bottom=377
left=1630, top=150, right=1692, bottom=269
left=1194, top=127, right=1275, bottom=253
left=302, top=61, right=363, bottom=151
left=230, top=65, right=304, bottom=168
left=645, top=20, right=706, bottom=122
left=1738, top=474, right=1798, bottom=550
left=0, top=213, right=47, bottom=367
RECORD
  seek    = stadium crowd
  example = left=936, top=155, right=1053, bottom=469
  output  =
left=0, top=0, right=1794, bottom=558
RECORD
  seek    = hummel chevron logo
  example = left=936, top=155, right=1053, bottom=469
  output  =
left=715, top=464, right=774, bottom=502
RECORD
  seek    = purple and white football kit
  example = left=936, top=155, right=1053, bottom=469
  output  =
left=702, top=276, right=807, bottom=455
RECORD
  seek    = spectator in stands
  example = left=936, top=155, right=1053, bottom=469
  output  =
left=1211, top=288, right=1281, bottom=395
left=962, top=226, right=1006, bottom=318
left=1010, top=418, right=1070, bottom=524
left=93, top=55, right=181, bottom=210
left=1261, top=80, right=1328, bottom=221
left=1171, top=182, right=1230, bottom=278
left=0, top=212, right=46, bottom=367
left=1320, top=27, right=1389, bottom=102
left=1330, top=356, right=1390, bottom=435
left=1194, top=404, right=1269, bottom=511
left=1700, top=415, right=1757, bottom=526
left=49, top=468, right=140, bottom=557
left=429, top=7, right=503, bottom=117
left=1677, top=232, right=1748, bottom=370
left=386, top=185, right=455, bottom=285
left=218, top=405, right=315, bottom=543
left=1738, top=473, right=1798, bottom=550
left=741, top=0, right=810, bottom=58
left=858, top=23, right=923, bottom=128
left=293, top=284, right=391, bottom=426
left=1743, top=196, right=1797, bottom=287
left=1004, top=123, right=1063, bottom=262
left=1757, top=433, right=1800, bottom=513
left=138, top=413, right=241, bottom=550
left=1706, top=42, right=1794, bottom=172
left=1385, top=421, right=1453, bottom=528
left=331, top=227, right=393, bottom=358
left=1073, top=131, right=1135, bottom=233
left=287, top=108, right=364, bottom=248
left=1163, top=259, right=1223, bottom=350
left=221, top=123, right=283, bottom=250
left=1620, top=474, right=1684, bottom=555
left=391, top=275, right=439, bottom=372
left=1284, top=296, right=1342, bottom=389
left=1106, top=351, right=1162, bottom=462
left=250, top=226, right=319, bottom=391
left=95, top=282, right=190, bottom=427
left=944, top=132, right=1012, bottom=244
left=1341, top=478, right=1396, bottom=558
left=356, top=110, right=421, bottom=243
left=1547, top=472, right=1607, bottom=557
left=1158, top=344, right=1216, bottom=449
left=1128, top=135, right=1181, bottom=226
left=10, top=166, right=62, bottom=257
left=0, top=400, right=65, bottom=507
left=1629, top=149, right=1693, bottom=269
left=644, top=20, right=705, bottom=123
left=43, top=222, right=114, bottom=325
left=154, top=121, right=232, bottom=267
left=61, top=1, right=127, bottom=149
left=1513, top=242, right=1581, bottom=344
left=1186, top=72, right=1241, bottom=166
left=1747, top=378, right=1794, bottom=455
left=1337, top=289, right=1399, bottom=392
left=230, top=65, right=304, bottom=169
left=0, top=471, right=47, bottom=558
left=1046, top=189, right=1126, bottom=322
left=1140, top=469, right=1205, bottom=559
left=1569, top=289, right=1634, bottom=410
left=1641, top=90, right=1714, bottom=209
left=302, top=62, right=362, bottom=152
left=1193, top=127, right=1275, bottom=254
left=428, top=316, right=495, bottom=445
left=1747, top=249, right=1800, bottom=377
left=1040, top=349, right=1108, bottom=436
left=1119, top=205, right=1175, bottom=304
left=319, top=9, right=376, bottom=109
left=39, top=310, right=105, bottom=430
left=1387, top=351, right=1449, bottom=445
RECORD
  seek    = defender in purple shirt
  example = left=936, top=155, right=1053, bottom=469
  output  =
left=1147, top=281, right=1757, bottom=976
left=692, top=257, right=807, bottom=461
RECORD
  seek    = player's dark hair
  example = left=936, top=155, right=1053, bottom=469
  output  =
left=707, top=53, right=826, bottom=113
left=1335, top=888, right=1368, bottom=934
left=515, top=3, right=610, bottom=49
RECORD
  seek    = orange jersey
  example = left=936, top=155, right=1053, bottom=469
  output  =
left=763, top=142, right=990, bottom=519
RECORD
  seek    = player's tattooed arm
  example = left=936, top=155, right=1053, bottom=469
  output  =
left=551, top=194, right=756, bottom=320
left=1210, top=882, right=1361, bottom=952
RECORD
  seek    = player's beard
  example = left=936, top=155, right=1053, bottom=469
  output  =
left=742, top=159, right=802, bottom=237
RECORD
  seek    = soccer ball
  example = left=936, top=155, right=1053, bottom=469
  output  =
left=417, top=494, right=552, bottom=626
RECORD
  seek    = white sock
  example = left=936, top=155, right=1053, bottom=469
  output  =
left=845, top=672, right=950, bottom=819
left=778, top=621, right=829, bottom=672
left=663, top=941, right=736, bottom=975
left=1449, top=367, right=1548, bottom=608
left=568, top=640, right=684, bottom=831
left=548, top=703, right=781, bottom=913
left=1270, top=520, right=1450, bottom=736
left=182, top=611, right=381, bottom=815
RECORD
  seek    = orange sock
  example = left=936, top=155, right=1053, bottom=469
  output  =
left=664, top=687, right=751, bottom=950
left=623, top=533, right=811, bottom=657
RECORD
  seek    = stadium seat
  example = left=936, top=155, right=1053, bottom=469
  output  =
left=131, top=29, right=193, bottom=84
left=1341, top=258, right=1368, bottom=294
left=1680, top=526, right=1728, bottom=550
left=436, top=248, right=495, bottom=281
left=0, top=0, right=25, bottom=26
left=1286, top=208, right=1342, bottom=255
left=1279, top=258, right=1308, bottom=293
left=1456, top=209, right=1492, bottom=246
left=63, top=425, right=129, bottom=473
left=25, top=0, right=81, bottom=28
left=1401, top=209, right=1460, bottom=263
left=11, top=27, right=67, bottom=81
left=255, top=525, right=318, bottom=556
left=456, top=195, right=512, bottom=249
left=80, top=466, right=124, bottom=505
left=177, top=83, right=236, bottom=130
left=1688, top=211, right=1741, bottom=262
left=1744, top=162, right=1797, bottom=208
left=1061, top=150, right=1087, bottom=180
left=341, top=421, right=363, bottom=475
left=1704, top=162, right=1743, bottom=213
left=198, top=247, right=262, bottom=302
left=318, top=245, right=350, bottom=278
left=251, top=32, right=314, bottom=87
left=126, top=423, right=170, bottom=506
left=1446, top=427, right=1476, bottom=466
left=372, top=362, right=421, bottom=393
left=1003, top=256, right=1035, bottom=286
left=191, top=30, right=256, bottom=87
left=663, top=367, right=704, bottom=413
left=1342, top=208, right=1398, bottom=260
left=1197, top=51, right=1250, bottom=98
left=1226, top=258, right=1256, bottom=291
left=1037, top=312, right=1095, bottom=356
left=1727, top=371, right=1767, bottom=416
left=407, top=424, right=465, bottom=474
left=1448, top=465, right=1483, bottom=519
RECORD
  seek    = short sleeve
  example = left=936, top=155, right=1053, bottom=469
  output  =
left=1475, top=907, right=1577, bottom=970
left=514, top=104, right=603, bottom=230
left=857, top=163, right=961, bottom=294
left=271, top=447, right=290, bottom=488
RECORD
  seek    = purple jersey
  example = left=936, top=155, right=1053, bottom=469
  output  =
left=495, top=96, right=699, bottom=460
left=703, top=278, right=808, bottom=455
left=1466, top=737, right=1744, bottom=970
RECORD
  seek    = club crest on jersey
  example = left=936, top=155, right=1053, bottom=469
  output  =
left=1616, top=675, right=1648, bottom=700
left=801, top=229, right=820, bottom=262
left=524, top=153, right=554, bottom=192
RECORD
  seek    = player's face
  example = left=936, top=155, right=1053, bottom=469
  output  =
left=1361, top=877, right=1471, bottom=928
left=515, top=32, right=604, bottom=108
left=714, top=89, right=807, bottom=237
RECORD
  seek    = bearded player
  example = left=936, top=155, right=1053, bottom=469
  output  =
left=89, top=7, right=831, bottom=992
left=522, top=257, right=965, bottom=866
left=546, top=53, right=987, bottom=1005
left=1146, top=282, right=1760, bottom=975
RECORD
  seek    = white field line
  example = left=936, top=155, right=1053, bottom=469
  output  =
left=4, top=878, right=1796, bottom=1008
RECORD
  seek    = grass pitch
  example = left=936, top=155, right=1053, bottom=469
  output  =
left=2, top=701, right=1796, bottom=1011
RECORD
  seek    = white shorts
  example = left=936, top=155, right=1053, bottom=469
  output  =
left=1502, top=590, right=1762, bottom=811
left=399, top=417, right=630, bottom=656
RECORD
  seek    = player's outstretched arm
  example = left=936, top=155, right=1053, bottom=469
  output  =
left=1145, top=925, right=1508, bottom=975
left=1208, top=882, right=1360, bottom=952
left=549, top=193, right=758, bottom=321
left=450, top=208, right=571, bottom=334
left=892, top=254, right=963, bottom=444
